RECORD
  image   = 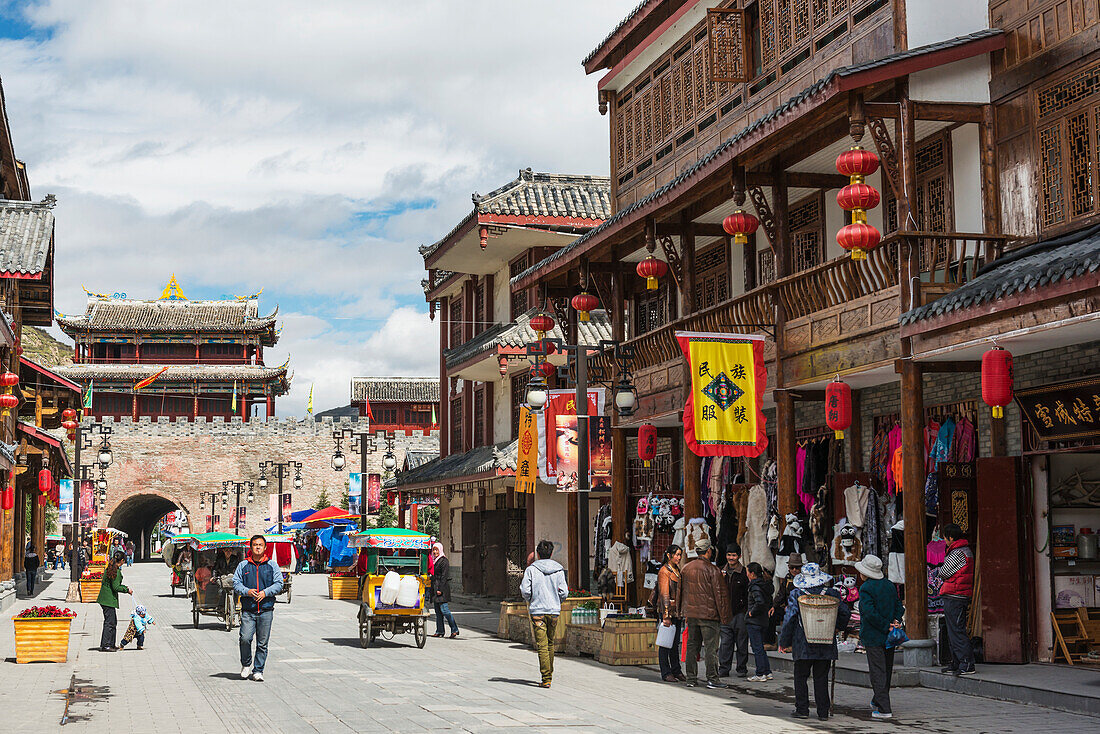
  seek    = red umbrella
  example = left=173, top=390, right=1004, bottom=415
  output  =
left=299, top=506, right=359, bottom=529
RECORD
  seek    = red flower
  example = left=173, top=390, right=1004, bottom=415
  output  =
left=16, top=605, right=77, bottom=618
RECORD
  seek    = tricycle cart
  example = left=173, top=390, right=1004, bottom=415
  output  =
left=162, top=534, right=195, bottom=597
left=263, top=534, right=297, bottom=604
left=186, top=533, right=249, bottom=631
left=348, top=528, right=432, bottom=649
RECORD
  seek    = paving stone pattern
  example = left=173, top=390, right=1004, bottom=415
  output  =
left=1, top=565, right=1096, bottom=733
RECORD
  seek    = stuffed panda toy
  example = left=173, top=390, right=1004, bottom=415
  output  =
left=774, top=513, right=805, bottom=578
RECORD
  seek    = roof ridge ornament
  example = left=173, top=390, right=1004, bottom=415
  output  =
left=82, top=285, right=111, bottom=299
left=235, top=288, right=263, bottom=301
left=159, top=274, right=188, bottom=301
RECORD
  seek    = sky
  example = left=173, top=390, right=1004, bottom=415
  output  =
left=0, top=0, right=638, bottom=416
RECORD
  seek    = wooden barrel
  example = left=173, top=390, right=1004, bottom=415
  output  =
left=596, top=618, right=658, bottom=666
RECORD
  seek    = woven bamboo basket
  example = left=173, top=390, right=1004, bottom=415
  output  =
left=798, top=594, right=839, bottom=644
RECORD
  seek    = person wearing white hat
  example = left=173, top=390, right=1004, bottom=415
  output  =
left=778, top=563, right=851, bottom=721
left=855, top=554, right=904, bottom=719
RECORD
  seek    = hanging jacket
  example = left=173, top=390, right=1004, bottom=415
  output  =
left=938, top=539, right=974, bottom=597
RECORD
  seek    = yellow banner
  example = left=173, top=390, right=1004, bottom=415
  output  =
left=516, top=405, right=538, bottom=493
left=676, top=331, right=768, bottom=457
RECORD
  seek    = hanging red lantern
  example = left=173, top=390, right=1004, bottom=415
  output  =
left=837, top=222, right=881, bottom=261
left=981, top=346, right=1014, bottom=418
left=38, top=468, right=53, bottom=495
left=531, top=361, right=555, bottom=379
left=636, top=256, right=668, bottom=291
left=0, top=392, right=17, bottom=417
left=62, top=408, right=77, bottom=421
left=836, top=183, right=880, bottom=223
left=529, top=313, right=555, bottom=337
left=61, top=419, right=78, bottom=432
left=824, top=377, right=852, bottom=440
left=571, top=292, right=599, bottom=322
left=638, top=423, right=657, bottom=468
left=0, top=372, right=18, bottom=389
left=722, top=210, right=759, bottom=244
left=1, top=484, right=12, bottom=512
left=835, top=146, right=880, bottom=182
left=37, top=493, right=46, bottom=506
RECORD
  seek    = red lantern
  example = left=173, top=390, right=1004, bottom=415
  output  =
left=835, top=146, right=880, bottom=181
left=0, top=392, right=17, bottom=417
left=62, top=408, right=77, bottom=421
left=37, top=494, right=46, bottom=506
left=722, top=210, right=759, bottom=244
left=1, top=485, right=11, bottom=511
left=636, top=256, right=668, bottom=291
left=638, top=423, right=657, bottom=468
left=0, top=372, right=18, bottom=388
left=836, top=183, right=880, bottom=223
left=981, top=346, right=1013, bottom=419
left=61, top=419, right=78, bottom=432
left=837, top=222, right=881, bottom=261
left=571, top=292, right=599, bottom=323
left=529, top=313, right=555, bottom=336
left=531, top=361, right=555, bottom=379
left=38, top=468, right=53, bottom=495
left=825, top=377, right=852, bottom=440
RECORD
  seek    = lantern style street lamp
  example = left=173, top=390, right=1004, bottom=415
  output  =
left=222, top=480, right=255, bottom=535
left=258, top=460, right=303, bottom=534
left=331, top=427, right=379, bottom=531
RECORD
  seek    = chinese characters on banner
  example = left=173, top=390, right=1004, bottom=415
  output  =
left=237, top=506, right=246, bottom=531
left=515, top=405, right=537, bottom=493
left=78, top=479, right=96, bottom=525
left=282, top=492, right=292, bottom=514
left=367, top=474, right=381, bottom=514
left=535, top=388, right=605, bottom=489
left=589, top=415, right=612, bottom=491
left=676, top=331, right=768, bottom=457
left=1016, top=375, right=1100, bottom=441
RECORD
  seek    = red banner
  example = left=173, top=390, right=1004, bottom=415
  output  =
left=537, top=388, right=604, bottom=485
left=367, top=474, right=381, bottom=514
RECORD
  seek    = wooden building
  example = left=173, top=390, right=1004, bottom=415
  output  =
left=411, top=169, right=612, bottom=595
left=350, top=376, right=439, bottom=434
left=510, top=0, right=1100, bottom=665
left=55, top=278, right=289, bottom=421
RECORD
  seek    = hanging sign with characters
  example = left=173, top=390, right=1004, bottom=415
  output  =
left=516, top=405, right=538, bottom=494
left=1015, top=375, right=1100, bottom=441
left=534, top=388, right=605, bottom=489
left=676, top=331, right=768, bottom=457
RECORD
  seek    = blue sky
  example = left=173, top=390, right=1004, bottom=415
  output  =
left=0, top=0, right=638, bottom=415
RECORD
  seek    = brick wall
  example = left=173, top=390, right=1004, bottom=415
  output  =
left=90, top=416, right=439, bottom=535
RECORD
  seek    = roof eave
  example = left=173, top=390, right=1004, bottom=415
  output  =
left=583, top=0, right=685, bottom=74
left=423, top=210, right=478, bottom=269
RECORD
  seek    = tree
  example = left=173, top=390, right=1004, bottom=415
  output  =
left=417, top=505, right=440, bottom=538
left=375, top=500, right=397, bottom=529
left=312, top=488, right=330, bottom=510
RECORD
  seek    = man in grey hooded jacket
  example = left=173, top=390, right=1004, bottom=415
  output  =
left=520, top=540, right=570, bottom=687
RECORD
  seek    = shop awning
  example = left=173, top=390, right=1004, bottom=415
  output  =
left=385, top=439, right=518, bottom=493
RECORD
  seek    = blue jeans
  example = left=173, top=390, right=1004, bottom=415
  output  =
left=747, top=623, right=771, bottom=675
left=239, top=610, right=273, bottom=673
left=434, top=601, right=459, bottom=635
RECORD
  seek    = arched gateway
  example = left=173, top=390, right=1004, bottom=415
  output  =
left=106, top=491, right=189, bottom=561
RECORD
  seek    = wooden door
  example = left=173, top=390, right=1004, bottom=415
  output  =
left=481, top=509, right=509, bottom=597
left=975, top=456, right=1029, bottom=663
left=461, top=511, right=482, bottom=595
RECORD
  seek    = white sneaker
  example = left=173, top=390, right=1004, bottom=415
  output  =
left=240, top=666, right=251, bottom=679
left=871, top=711, right=893, bottom=720
left=765, top=674, right=773, bottom=681
left=747, top=675, right=768, bottom=682
left=252, top=672, right=264, bottom=682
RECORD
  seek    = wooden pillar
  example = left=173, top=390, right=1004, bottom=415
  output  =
left=900, top=360, right=928, bottom=640
left=848, top=389, right=864, bottom=472
left=397, top=492, right=405, bottom=528
left=12, top=481, right=24, bottom=575
left=990, top=415, right=1007, bottom=457
left=240, top=384, right=248, bottom=421
left=439, top=297, right=450, bottom=457
left=194, top=341, right=200, bottom=361
left=409, top=503, right=418, bottom=532
left=567, top=491, right=579, bottom=588
left=979, top=104, right=1001, bottom=239
left=266, top=393, right=274, bottom=419
left=776, top=390, right=797, bottom=518
left=611, top=427, right=628, bottom=544
left=898, top=86, right=919, bottom=328
left=135, top=341, right=141, bottom=363
left=680, top=212, right=696, bottom=316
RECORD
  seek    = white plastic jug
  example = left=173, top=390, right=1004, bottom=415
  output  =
left=396, top=575, right=420, bottom=607
left=379, top=571, right=401, bottom=605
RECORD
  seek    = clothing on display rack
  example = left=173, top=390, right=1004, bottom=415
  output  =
left=832, top=522, right=863, bottom=566
left=762, top=460, right=779, bottom=520
left=951, top=416, right=976, bottom=463
left=885, top=425, right=902, bottom=494
left=795, top=444, right=809, bottom=512
left=594, top=504, right=612, bottom=573
left=929, top=417, right=956, bottom=471
left=887, top=521, right=905, bottom=584
left=743, top=485, right=774, bottom=572
left=843, top=482, right=871, bottom=529
left=863, top=488, right=882, bottom=559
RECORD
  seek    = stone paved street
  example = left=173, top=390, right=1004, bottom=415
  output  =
left=2, top=564, right=1097, bottom=733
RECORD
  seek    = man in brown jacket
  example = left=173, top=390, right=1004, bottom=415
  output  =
left=677, top=538, right=733, bottom=688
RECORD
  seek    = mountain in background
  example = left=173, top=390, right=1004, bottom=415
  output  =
left=22, top=326, right=72, bottom=367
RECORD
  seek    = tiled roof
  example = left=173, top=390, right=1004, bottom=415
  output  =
left=57, top=297, right=278, bottom=334
left=402, top=450, right=438, bottom=471
left=350, top=377, right=440, bottom=403
left=444, top=307, right=613, bottom=370
left=515, top=30, right=1004, bottom=287
left=0, top=197, right=55, bottom=277
left=420, top=169, right=611, bottom=259
left=583, top=0, right=658, bottom=67
left=387, top=439, right=517, bottom=488
left=900, top=223, right=1100, bottom=325
left=53, top=363, right=290, bottom=384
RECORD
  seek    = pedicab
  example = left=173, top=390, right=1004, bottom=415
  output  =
left=186, top=532, right=249, bottom=630
left=262, top=534, right=297, bottom=604
left=162, top=534, right=196, bottom=596
left=348, top=528, right=433, bottom=649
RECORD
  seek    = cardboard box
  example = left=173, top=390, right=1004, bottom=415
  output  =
left=1054, top=575, right=1096, bottom=608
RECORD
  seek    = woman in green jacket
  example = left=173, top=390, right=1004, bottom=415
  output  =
left=855, top=554, right=904, bottom=719
left=98, top=551, right=131, bottom=651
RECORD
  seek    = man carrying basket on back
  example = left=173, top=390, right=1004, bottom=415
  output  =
left=778, top=562, right=850, bottom=721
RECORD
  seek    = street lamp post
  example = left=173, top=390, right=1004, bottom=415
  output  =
left=222, top=480, right=255, bottom=536
left=258, top=460, right=302, bottom=534
left=198, top=490, right=223, bottom=531
left=523, top=336, right=635, bottom=592
left=63, top=413, right=113, bottom=584
left=331, top=428, right=377, bottom=531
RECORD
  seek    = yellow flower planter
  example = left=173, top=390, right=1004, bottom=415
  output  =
left=79, top=581, right=102, bottom=603
left=328, top=576, right=360, bottom=600
left=13, top=617, right=73, bottom=663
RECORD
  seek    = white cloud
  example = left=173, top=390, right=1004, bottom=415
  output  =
left=5, top=0, right=639, bottom=415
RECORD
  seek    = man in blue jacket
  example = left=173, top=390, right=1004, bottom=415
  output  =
left=233, top=535, right=284, bottom=681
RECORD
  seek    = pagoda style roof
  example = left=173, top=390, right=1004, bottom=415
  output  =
left=57, top=294, right=279, bottom=341
left=0, top=197, right=55, bottom=279
left=53, top=362, right=290, bottom=391
left=351, top=377, right=439, bottom=404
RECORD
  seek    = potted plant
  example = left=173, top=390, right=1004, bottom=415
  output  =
left=79, top=570, right=103, bottom=603
left=13, top=605, right=77, bottom=663
left=328, top=569, right=360, bottom=600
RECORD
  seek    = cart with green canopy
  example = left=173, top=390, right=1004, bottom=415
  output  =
left=186, top=533, right=249, bottom=630
left=348, top=528, right=433, bottom=649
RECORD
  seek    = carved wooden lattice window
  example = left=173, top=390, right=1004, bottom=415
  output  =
left=473, top=386, right=485, bottom=448
left=758, top=249, right=776, bottom=285
left=509, top=254, right=531, bottom=320
left=633, top=286, right=671, bottom=337
left=790, top=196, right=824, bottom=272
left=911, top=135, right=953, bottom=271
left=1036, top=59, right=1100, bottom=229
left=707, top=9, right=748, bottom=84
left=451, top=396, right=463, bottom=452
left=695, top=241, right=730, bottom=310
left=448, top=297, right=462, bottom=349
